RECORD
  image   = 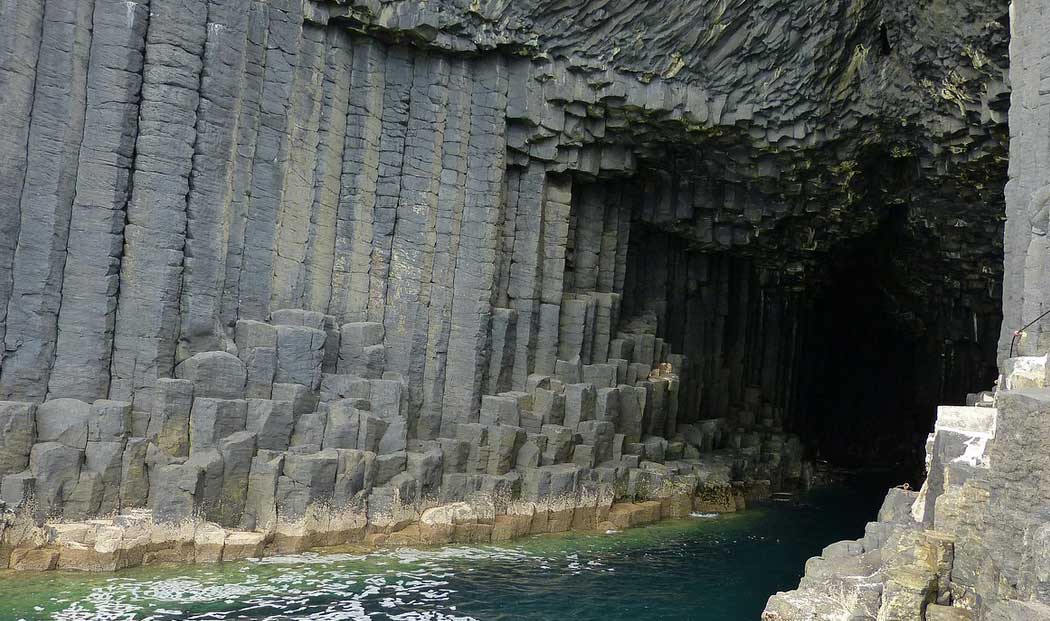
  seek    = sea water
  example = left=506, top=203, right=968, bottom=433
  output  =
left=0, top=477, right=891, bottom=620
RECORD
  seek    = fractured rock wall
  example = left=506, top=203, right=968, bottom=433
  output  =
left=765, top=0, right=1050, bottom=617
left=0, top=0, right=1011, bottom=558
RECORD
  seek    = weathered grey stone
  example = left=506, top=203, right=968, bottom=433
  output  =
left=533, top=388, right=564, bottom=425
left=277, top=449, right=338, bottom=520
left=0, top=402, right=34, bottom=477
left=147, top=379, right=194, bottom=457
left=480, top=394, right=520, bottom=427
left=246, top=399, right=294, bottom=451
left=582, top=364, right=617, bottom=389
left=175, top=352, right=247, bottom=400
left=564, top=383, right=596, bottom=430
left=541, top=424, right=574, bottom=465
left=29, top=441, right=83, bottom=517
left=320, top=373, right=370, bottom=402
left=36, top=399, right=90, bottom=449
left=578, top=420, right=616, bottom=463
left=241, top=347, right=276, bottom=400
left=272, top=383, right=319, bottom=415
left=235, top=320, right=277, bottom=351
left=241, top=451, right=284, bottom=531
left=84, top=440, right=124, bottom=515
left=375, top=451, right=407, bottom=485
left=119, top=437, right=149, bottom=509
left=186, top=448, right=224, bottom=520
left=1, top=472, right=35, bottom=510
left=333, top=448, right=375, bottom=507
left=595, top=387, right=620, bottom=425
left=189, top=398, right=247, bottom=453
left=275, top=325, right=326, bottom=390
left=150, top=463, right=204, bottom=524
left=271, top=309, right=326, bottom=331
left=290, top=408, right=329, bottom=449
left=618, top=384, right=645, bottom=444
left=408, top=449, right=444, bottom=499
left=338, top=322, right=385, bottom=378
left=88, top=400, right=131, bottom=442
left=555, top=359, right=582, bottom=384
left=488, top=426, right=524, bottom=475
left=322, top=399, right=366, bottom=450
left=215, top=431, right=257, bottom=527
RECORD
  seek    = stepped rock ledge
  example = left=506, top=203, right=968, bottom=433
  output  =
left=0, top=0, right=1048, bottom=619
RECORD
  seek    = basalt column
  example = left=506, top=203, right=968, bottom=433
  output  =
left=0, top=0, right=1008, bottom=547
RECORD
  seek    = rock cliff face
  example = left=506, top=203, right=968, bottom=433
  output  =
left=0, top=0, right=1013, bottom=580
left=765, top=1, right=1050, bottom=619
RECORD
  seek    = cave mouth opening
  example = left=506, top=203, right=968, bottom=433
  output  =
left=799, top=206, right=937, bottom=480
left=795, top=203, right=1002, bottom=482
left=610, top=172, right=1001, bottom=486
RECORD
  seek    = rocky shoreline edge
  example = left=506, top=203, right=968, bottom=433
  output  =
left=0, top=476, right=781, bottom=573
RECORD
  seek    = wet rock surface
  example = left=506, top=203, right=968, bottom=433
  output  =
left=763, top=363, right=1050, bottom=619
left=0, top=316, right=808, bottom=571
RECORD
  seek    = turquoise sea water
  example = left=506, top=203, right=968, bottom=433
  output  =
left=0, top=476, right=890, bottom=621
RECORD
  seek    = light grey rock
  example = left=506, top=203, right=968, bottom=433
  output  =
left=84, top=440, right=124, bottom=516
left=541, top=424, right=574, bottom=465
left=291, top=408, right=329, bottom=449
left=480, top=394, right=520, bottom=427
left=333, top=448, right=375, bottom=508
left=47, top=0, right=150, bottom=403
left=488, top=426, right=524, bottom=475
left=407, top=449, right=443, bottom=499
left=322, top=399, right=366, bottom=450
left=320, top=373, right=370, bottom=402
left=271, top=309, right=326, bottom=331
left=338, top=323, right=385, bottom=378
left=1, top=472, right=36, bottom=510
left=0, top=0, right=94, bottom=403
left=375, top=451, right=407, bottom=485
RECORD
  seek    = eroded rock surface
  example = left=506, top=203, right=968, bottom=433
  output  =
left=0, top=0, right=1020, bottom=599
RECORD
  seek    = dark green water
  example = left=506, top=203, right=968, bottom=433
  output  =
left=0, top=477, right=889, bottom=621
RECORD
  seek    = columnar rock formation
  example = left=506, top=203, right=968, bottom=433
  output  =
left=764, top=1, right=1050, bottom=619
left=0, top=0, right=1012, bottom=579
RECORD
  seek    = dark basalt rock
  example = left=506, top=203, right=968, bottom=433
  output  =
left=0, top=3, right=1034, bottom=612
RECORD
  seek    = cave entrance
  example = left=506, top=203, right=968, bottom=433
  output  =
left=607, top=170, right=1001, bottom=483
left=799, top=207, right=931, bottom=476
left=796, top=206, right=1000, bottom=479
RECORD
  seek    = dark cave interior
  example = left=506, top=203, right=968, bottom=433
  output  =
left=596, top=166, right=1003, bottom=481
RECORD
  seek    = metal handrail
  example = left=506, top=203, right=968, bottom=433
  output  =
left=1009, top=307, right=1050, bottom=358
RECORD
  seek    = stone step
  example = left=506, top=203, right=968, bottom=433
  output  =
left=1000, top=355, right=1049, bottom=391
